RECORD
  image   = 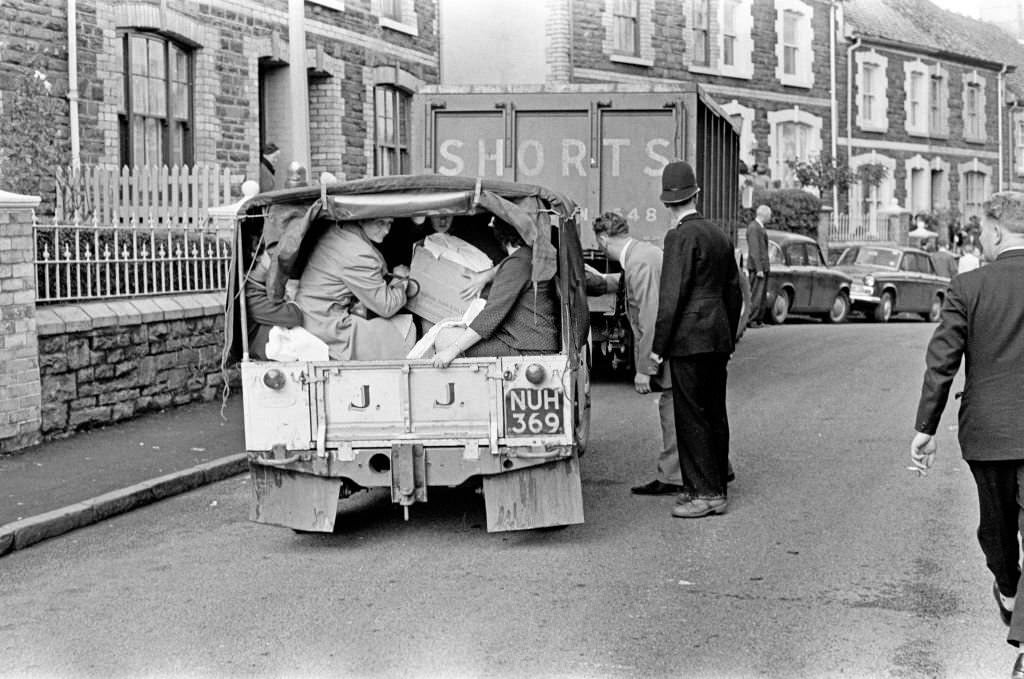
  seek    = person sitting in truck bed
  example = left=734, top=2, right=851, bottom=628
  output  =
left=296, top=216, right=416, bottom=361
left=245, top=229, right=303, bottom=361
left=431, top=218, right=559, bottom=367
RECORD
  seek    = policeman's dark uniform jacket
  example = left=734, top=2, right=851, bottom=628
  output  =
left=914, top=246, right=1024, bottom=646
left=652, top=163, right=743, bottom=502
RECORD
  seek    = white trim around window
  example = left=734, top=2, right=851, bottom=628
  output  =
left=720, top=0, right=753, bottom=80
left=767, top=107, right=823, bottom=186
left=961, top=70, right=987, bottom=143
left=855, top=50, right=888, bottom=133
left=774, top=0, right=814, bottom=89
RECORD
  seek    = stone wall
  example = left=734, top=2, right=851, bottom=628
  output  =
left=34, top=293, right=230, bottom=439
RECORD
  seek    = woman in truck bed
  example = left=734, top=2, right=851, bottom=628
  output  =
left=431, top=218, right=559, bottom=367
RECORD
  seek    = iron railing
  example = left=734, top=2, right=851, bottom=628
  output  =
left=34, top=213, right=232, bottom=304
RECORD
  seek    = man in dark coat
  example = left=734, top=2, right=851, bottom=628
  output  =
left=910, top=191, right=1024, bottom=679
left=651, top=161, right=742, bottom=518
left=259, top=142, right=280, bottom=193
left=745, top=204, right=772, bottom=327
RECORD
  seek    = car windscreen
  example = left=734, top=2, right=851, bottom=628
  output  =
left=847, top=247, right=901, bottom=268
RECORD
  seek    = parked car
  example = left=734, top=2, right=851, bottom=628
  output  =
left=833, top=244, right=950, bottom=323
left=739, top=229, right=853, bottom=325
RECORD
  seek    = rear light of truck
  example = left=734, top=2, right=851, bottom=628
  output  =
left=262, top=368, right=287, bottom=390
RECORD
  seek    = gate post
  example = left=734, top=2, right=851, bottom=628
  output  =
left=0, top=190, right=43, bottom=452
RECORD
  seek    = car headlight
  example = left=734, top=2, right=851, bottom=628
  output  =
left=862, top=274, right=875, bottom=287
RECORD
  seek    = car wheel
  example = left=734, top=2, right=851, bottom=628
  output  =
left=768, top=290, right=790, bottom=325
left=825, top=292, right=850, bottom=324
left=922, top=294, right=942, bottom=322
left=873, top=291, right=894, bottom=323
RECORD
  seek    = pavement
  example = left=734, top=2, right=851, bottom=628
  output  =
left=0, top=394, right=247, bottom=557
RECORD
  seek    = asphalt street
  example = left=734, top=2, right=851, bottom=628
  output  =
left=0, top=317, right=1007, bottom=679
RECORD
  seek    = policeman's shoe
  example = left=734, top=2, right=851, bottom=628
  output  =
left=671, top=497, right=728, bottom=518
left=995, top=581, right=1015, bottom=627
left=631, top=479, right=683, bottom=495
left=1010, top=653, right=1024, bottom=679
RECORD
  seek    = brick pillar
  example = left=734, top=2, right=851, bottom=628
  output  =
left=0, top=190, right=43, bottom=453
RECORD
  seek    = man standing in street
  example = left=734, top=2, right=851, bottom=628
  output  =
left=651, top=161, right=742, bottom=519
left=591, top=211, right=682, bottom=496
left=909, top=191, right=1024, bottom=679
left=746, top=204, right=771, bottom=328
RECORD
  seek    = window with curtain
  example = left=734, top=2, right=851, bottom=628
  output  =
left=782, top=10, right=800, bottom=76
left=118, top=31, right=193, bottom=168
left=374, top=85, right=410, bottom=176
left=1015, top=119, right=1024, bottom=174
left=929, top=75, right=944, bottom=133
left=861, top=64, right=877, bottom=123
left=373, top=0, right=401, bottom=21
left=722, top=0, right=739, bottom=67
left=613, top=0, right=639, bottom=55
left=965, top=83, right=981, bottom=138
left=964, top=171, right=985, bottom=220
left=777, top=121, right=810, bottom=185
left=693, top=0, right=710, bottom=66
left=908, top=71, right=923, bottom=129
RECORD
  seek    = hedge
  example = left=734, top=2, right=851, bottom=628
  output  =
left=741, top=188, right=823, bottom=238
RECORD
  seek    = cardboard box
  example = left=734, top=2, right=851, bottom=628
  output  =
left=404, top=234, right=493, bottom=324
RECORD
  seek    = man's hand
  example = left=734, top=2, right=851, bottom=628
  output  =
left=649, top=352, right=663, bottom=365
left=432, top=346, right=460, bottom=368
left=755, top=270, right=765, bottom=278
left=460, top=269, right=495, bottom=301
left=634, top=373, right=651, bottom=394
left=909, top=432, right=937, bottom=476
left=392, top=264, right=410, bottom=279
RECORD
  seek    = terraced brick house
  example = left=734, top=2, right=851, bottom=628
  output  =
left=840, top=0, right=1024, bottom=239
left=1, top=0, right=441, bottom=202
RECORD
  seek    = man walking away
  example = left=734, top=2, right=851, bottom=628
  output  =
left=592, top=211, right=682, bottom=495
left=746, top=205, right=771, bottom=328
left=909, top=191, right=1024, bottom=679
left=651, top=161, right=742, bottom=519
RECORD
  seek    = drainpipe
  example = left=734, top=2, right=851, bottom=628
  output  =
left=829, top=0, right=839, bottom=211
left=998, top=63, right=1008, bottom=191
left=845, top=35, right=861, bottom=219
left=67, top=0, right=81, bottom=170
left=845, top=36, right=861, bottom=173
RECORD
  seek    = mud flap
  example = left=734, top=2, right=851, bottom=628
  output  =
left=482, top=453, right=584, bottom=532
left=249, top=464, right=342, bottom=532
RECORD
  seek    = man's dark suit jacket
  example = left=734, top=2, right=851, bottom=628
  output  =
left=915, top=249, right=1024, bottom=460
left=746, top=218, right=770, bottom=274
left=652, top=213, right=742, bottom=358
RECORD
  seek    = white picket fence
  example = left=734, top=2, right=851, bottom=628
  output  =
left=54, top=164, right=234, bottom=228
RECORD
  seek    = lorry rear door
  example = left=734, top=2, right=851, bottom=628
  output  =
left=414, top=91, right=690, bottom=250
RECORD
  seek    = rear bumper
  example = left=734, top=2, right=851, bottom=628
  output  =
left=248, top=442, right=574, bottom=488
